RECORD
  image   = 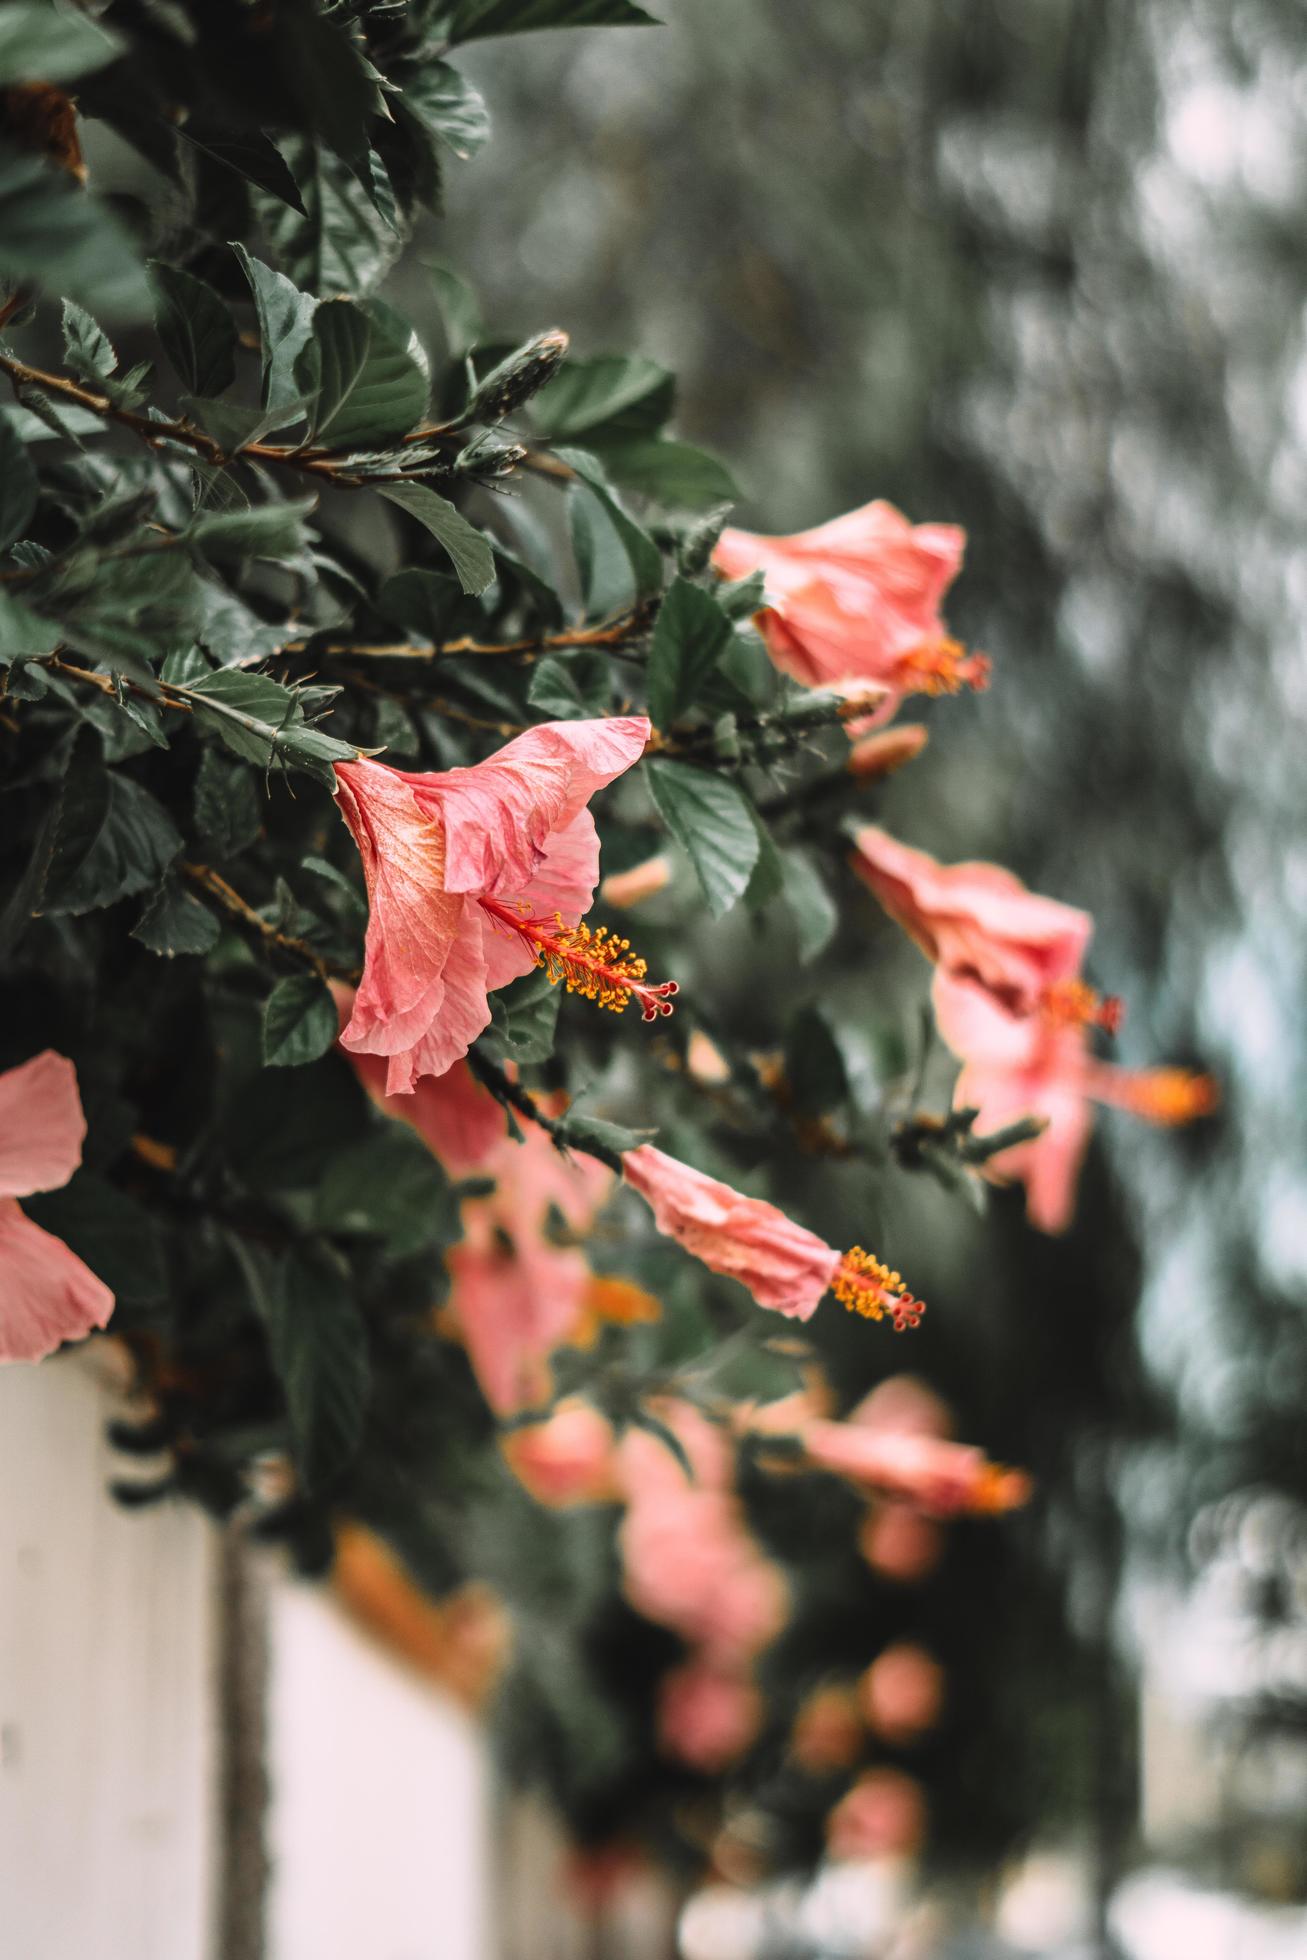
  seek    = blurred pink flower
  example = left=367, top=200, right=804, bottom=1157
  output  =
left=657, top=1656, right=761, bottom=1773
left=0, top=1051, right=114, bottom=1364
left=936, top=971, right=1217, bottom=1234
left=621, top=1144, right=923, bottom=1329
left=826, top=1768, right=927, bottom=1863
left=845, top=723, right=929, bottom=782
left=850, top=825, right=1095, bottom=1020
left=801, top=1420, right=1030, bottom=1517
left=598, top=852, right=672, bottom=909
left=333, top=718, right=653, bottom=1092
left=501, top=1398, right=619, bottom=1508
left=712, top=500, right=983, bottom=715
left=860, top=1504, right=944, bottom=1585
left=333, top=987, right=507, bottom=1177
left=861, top=1644, right=944, bottom=1745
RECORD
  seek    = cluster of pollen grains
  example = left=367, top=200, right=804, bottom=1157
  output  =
left=901, top=637, right=992, bottom=698
left=480, top=897, right=678, bottom=1022
left=1042, top=977, right=1124, bottom=1036
left=831, top=1247, right=925, bottom=1333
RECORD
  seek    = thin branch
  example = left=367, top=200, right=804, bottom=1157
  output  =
left=181, top=862, right=353, bottom=983
left=465, top=1050, right=625, bottom=1173
left=272, top=605, right=652, bottom=667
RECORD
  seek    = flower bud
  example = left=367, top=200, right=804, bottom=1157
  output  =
left=845, top=723, right=929, bottom=781
left=454, top=430, right=528, bottom=477
left=467, top=328, right=569, bottom=423
left=599, top=852, right=672, bottom=908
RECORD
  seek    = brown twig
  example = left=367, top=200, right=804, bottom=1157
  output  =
left=181, top=861, right=354, bottom=983
left=272, top=605, right=651, bottom=668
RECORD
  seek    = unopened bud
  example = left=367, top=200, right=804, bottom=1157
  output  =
left=599, top=852, right=672, bottom=909
left=454, top=430, right=528, bottom=477
left=845, top=723, right=929, bottom=781
left=468, top=329, right=569, bottom=423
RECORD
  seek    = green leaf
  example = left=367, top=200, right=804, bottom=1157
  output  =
left=257, top=137, right=402, bottom=299
left=232, top=244, right=318, bottom=417
left=44, top=744, right=110, bottom=894
left=377, top=482, right=495, bottom=596
left=554, top=447, right=662, bottom=600
left=784, top=1003, right=848, bottom=1117
left=645, top=758, right=759, bottom=917
left=131, top=874, right=221, bottom=956
left=174, top=124, right=306, bottom=214
left=427, top=260, right=481, bottom=357
left=0, top=149, right=150, bottom=318
left=300, top=299, right=428, bottom=452
left=744, top=809, right=785, bottom=912
left=779, top=847, right=839, bottom=964
left=481, top=969, right=562, bottom=1065
left=61, top=300, right=116, bottom=382
left=185, top=667, right=357, bottom=774
left=646, top=576, right=732, bottom=728
left=262, top=974, right=339, bottom=1067
left=277, top=1247, right=371, bottom=1490
left=317, top=1128, right=460, bottom=1258
left=182, top=497, right=316, bottom=564
left=44, top=773, right=181, bottom=915
left=194, top=749, right=263, bottom=859
left=0, top=4, right=122, bottom=84
left=527, top=650, right=612, bottom=720
left=25, top=1174, right=165, bottom=1306
left=150, top=263, right=237, bottom=397
left=533, top=354, right=671, bottom=439
left=590, top=437, right=739, bottom=511
left=0, top=409, right=38, bottom=552
left=445, top=0, right=658, bottom=43
left=0, top=586, right=58, bottom=663
left=556, top=1110, right=648, bottom=1161
left=399, top=61, right=491, bottom=161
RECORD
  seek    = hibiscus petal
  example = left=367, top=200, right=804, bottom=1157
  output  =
left=412, top=718, right=649, bottom=897
left=382, top=896, right=494, bottom=1093
left=449, top=1230, right=589, bottom=1414
left=479, top=810, right=603, bottom=994
left=0, top=1051, right=87, bottom=1199
left=0, top=1198, right=114, bottom=1363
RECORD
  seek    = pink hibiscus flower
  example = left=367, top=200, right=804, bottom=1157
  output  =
left=500, top=1397, right=619, bottom=1508
left=621, top=1143, right=924, bottom=1329
left=0, top=1051, right=114, bottom=1364
left=657, top=1655, right=762, bottom=1773
left=850, top=825, right=1100, bottom=1021
left=799, top=1417, right=1030, bottom=1516
left=712, top=499, right=986, bottom=714
left=935, top=971, right=1217, bottom=1234
left=334, top=718, right=675, bottom=1094
left=446, top=1099, right=614, bottom=1414
left=332, top=985, right=508, bottom=1176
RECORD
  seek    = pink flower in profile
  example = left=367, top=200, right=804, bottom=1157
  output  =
left=501, top=1398, right=619, bottom=1508
left=826, top=1768, right=927, bottom=1863
left=657, top=1656, right=761, bottom=1773
left=447, top=1103, right=613, bottom=1414
left=712, top=500, right=985, bottom=715
left=334, top=718, right=676, bottom=1094
left=935, top=971, right=1218, bottom=1234
left=0, top=1052, right=114, bottom=1364
left=850, top=825, right=1097, bottom=1020
left=621, top=1144, right=924, bottom=1330
left=332, top=986, right=507, bottom=1176
left=800, top=1418, right=1031, bottom=1517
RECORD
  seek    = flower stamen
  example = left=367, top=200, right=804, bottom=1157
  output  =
left=831, top=1247, right=925, bottom=1333
left=1101, top=1067, right=1218, bottom=1125
left=899, top=637, right=991, bottom=698
left=479, top=897, right=679, bottom=1022
left=1042, top=977, right=1124, bottom=1036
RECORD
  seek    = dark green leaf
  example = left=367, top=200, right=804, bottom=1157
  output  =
left=555, top=447, right=662, bottom=600
left=527, top=650, right=612, bottom=720
left=194, top=749, right=263, bottom=859
left=131, top=874, right=221, bottom=956
left=784, top=1003, right=848, bottom=1117
left=399, top=61, right=491, bottom=160
left=317, top=1128, right=460, bottom=1257
left=44, top=745, right=110, bottom=895
left=0, top=149, right=150, bottom=318
left=175, top=124, right=306, bottom=213
left=377, top=482, right=495, bottom=595
left=744, top=809, right=785, bottom=912
left=232, top=244, right=317, bottom=417
left=533, top=354, right=671, bottom=439
left=61, top=300, right=116, bottom=381
left=779, top=847, right=838, bottom=964
left=0, top=4, right=121, bottom=84
left=646, top=576, right=731, bottom=728
left=150, top=263, right=237, bottom=397
left=276, top=1246, right=371, bottom=1490
left=556, top=1109, right=648, bottom=1160
left=300, top=299, right=428, bottom=451
left=481, top=969, right=562, bottom=1065
left=645, top=757, right=759, bottom=917
left=45, top=773, right=181, bottom=914
left=26, top=1174, right=165, bottom=1305
left=0, top=409, right=38, bottom=552
left=0, top=587, right=57, bottom=663
left=183, top=497, right=316, bottom=564
left=590, top=436, right=739, bottom=511
left=427, top=260, right=481, bottom=357
left=256, top=137, right=402, bottom=299
left=445, top=0, right=657, bottom=43
left=262, top=974, right=339, bottom=1067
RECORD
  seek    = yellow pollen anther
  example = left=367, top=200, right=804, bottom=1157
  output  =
left=479, top=897, right=679, bottom=1022
left=831, top=1247, right=925, bottom=1333
left=1042, top=978, right=1124, bottom=1036
left=900, top=637, right=992, bottom=698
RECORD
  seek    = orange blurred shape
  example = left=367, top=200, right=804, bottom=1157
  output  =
left=790, top=1681, right=865, bottom=1774
left=332, top=1522, right=511, bottom=1711
left=861, top=1643, right=944, bottom=1745
left=845, top=723, right=929, bottom=781
left=599, top=853, right=672, bottom=909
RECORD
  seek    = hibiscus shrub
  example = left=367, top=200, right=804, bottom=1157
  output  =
left=0, top=0, right=1214, bottom=1875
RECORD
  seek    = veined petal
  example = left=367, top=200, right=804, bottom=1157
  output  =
left=479, top=810, right=603, bottom=993
left=0, top=1198, right=114, bottom=1364
left=0, top=1051, right=87, bottom=1199
left=382, top=897, right=493, bottom=1094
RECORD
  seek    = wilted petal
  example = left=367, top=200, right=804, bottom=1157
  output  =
left=0, top=1198, right=114, bottom=1364
left=0, top=1050, right=87, bottom=1199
